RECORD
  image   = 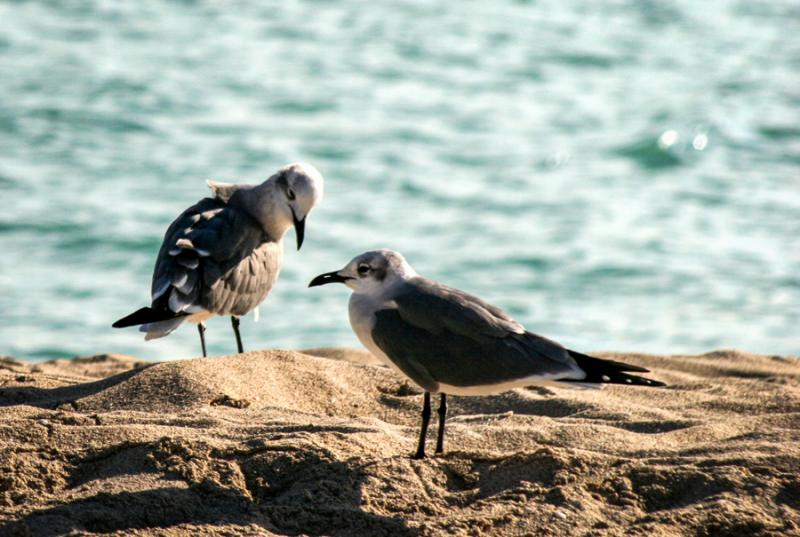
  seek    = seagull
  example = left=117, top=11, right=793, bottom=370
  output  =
left=113, top=162, right=324, bottom=356
left=309, top=249, right=665, bottom=459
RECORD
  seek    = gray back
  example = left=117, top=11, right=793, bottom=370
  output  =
left=370, top=277, right=578, bottom=390
left=151, top=197, right=281, bottom=317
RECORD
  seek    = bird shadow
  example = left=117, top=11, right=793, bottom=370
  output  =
left=0, top=365, right=153, bottom=409
left=1, top=439, right=420, bottom=537
left=450, top=391, right=595, bottom=419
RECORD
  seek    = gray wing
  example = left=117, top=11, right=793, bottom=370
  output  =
left=370, top=278, right=581, bottom=390
left=389, top=277, right=525, bottom=338
left=151, top=197, right=280, bottom=317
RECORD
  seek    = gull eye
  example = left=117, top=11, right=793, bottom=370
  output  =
left=287, top=188, right=296, bottom=201
left=357, top=264, right=370, bottom=276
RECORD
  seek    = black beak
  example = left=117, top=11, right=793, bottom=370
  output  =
left=292, top=210, right=305, bottom=251
left=308, top=271, right=351, bottom=287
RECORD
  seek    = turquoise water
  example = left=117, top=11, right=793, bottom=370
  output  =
left=1, top=1, right=798, bottom=361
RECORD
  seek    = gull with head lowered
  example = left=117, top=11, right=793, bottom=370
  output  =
left=309, top=249, right=665, bottom=459
left=113, top=162, right=324, bottom=356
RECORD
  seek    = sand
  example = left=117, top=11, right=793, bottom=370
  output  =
left=0, top=348, right=797, bottom=536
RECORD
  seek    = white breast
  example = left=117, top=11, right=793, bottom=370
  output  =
left=348, top=294, right=404, bottom=373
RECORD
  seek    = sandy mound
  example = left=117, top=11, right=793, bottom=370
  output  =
left=0, top=349, right=797, bottom=536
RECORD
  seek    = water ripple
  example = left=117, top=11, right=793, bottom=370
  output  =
left=0, top=0, right=797, bottom=360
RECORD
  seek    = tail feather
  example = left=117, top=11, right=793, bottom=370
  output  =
left=141, top=317, right=186, bottom=340
left=112, top=307, right=186, bottom=328
left=563, top=350, right=666, bottom=387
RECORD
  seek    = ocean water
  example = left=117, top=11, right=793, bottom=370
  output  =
left=1, top=0, right=798, bottom=361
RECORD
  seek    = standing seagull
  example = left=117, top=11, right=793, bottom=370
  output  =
left=113, top=162, right=324, bottom=356
left=309, top=249, right=665, bottom=459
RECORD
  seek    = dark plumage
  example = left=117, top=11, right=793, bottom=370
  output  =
left=150, top=197, right=281, bottom=319
left=371, top=276, right=664, bottom=393
left=113, top=162, right=324, bottom=356
left=310, top=249, right=665, bottom=458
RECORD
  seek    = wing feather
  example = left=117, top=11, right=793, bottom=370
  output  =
left=370, top=279, right=581, bottom=389
left=392, top=277, right=525, bottom=339
left=150, top=197, right=280, bottom=318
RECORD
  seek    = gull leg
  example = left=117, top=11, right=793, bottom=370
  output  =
left=231, top=316, right=244, bottom=354
left=413, top=392, right=432, bottom=459
left=435, top=393, right=447, bottom=454
left=197, top=322, right=207, bottom=357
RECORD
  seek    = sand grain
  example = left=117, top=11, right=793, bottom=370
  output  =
left=0, top=349, right=797, bottom=536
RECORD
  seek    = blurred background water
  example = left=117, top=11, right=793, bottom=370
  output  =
left=1, top=0, right=798, bottom=361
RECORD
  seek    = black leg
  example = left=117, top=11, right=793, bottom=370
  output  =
left=197, top=322, right=207, bottom=357
left=435, top=393, right=447, bottom=454
left=231, top=316, right=243, bottom=353
left=413, top=392, right=432, bottom=459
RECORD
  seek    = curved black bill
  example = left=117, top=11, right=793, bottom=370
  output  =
left=308, top=271, right=351, bottom=287
left=292, top=210, right=305, bottom=250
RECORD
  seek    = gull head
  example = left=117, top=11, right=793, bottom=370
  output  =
left=309, top=249, right=417, bottom=296
left=274, top=162, right=324, bottom=250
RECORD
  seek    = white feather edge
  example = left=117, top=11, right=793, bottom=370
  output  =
left=206, top=179, right=238, bottom=203
left=152, top=280, right=170, bottom=301
left=436, top=370, right=592, bottom=396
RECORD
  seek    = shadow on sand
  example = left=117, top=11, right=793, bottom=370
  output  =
left=0, top=365, right=152, bottom=409
left=2, top=440, right=418, bottom=537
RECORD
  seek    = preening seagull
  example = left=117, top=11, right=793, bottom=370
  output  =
left=113, top=162, right=324, bottom=356
left=309, top=249, right=665, bottom=459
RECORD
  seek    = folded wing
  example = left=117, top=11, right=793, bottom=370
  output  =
left=370, top=277, right=584, bottom=391
left=150, top=197, right=275, bottom=321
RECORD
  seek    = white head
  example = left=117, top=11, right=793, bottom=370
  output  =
left=308, top=249, right=417, bottom=297
left=271, top=162, right=324, bottom=249
left=207, top=162, right=323, bottom=249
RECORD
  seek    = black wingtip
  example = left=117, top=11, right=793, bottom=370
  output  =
left=113, top=307, right=150, bottom=328
left=566, top=349, right=666, bottom=387
left=603, top=373, right=667, bottom=387
left=568, top=349, right=650, bottom=373
left=643, top=377, right=667, bottom=387
left=562, top=371, right=667, bottom=388
left=112, top=307, right=185, bottom=328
